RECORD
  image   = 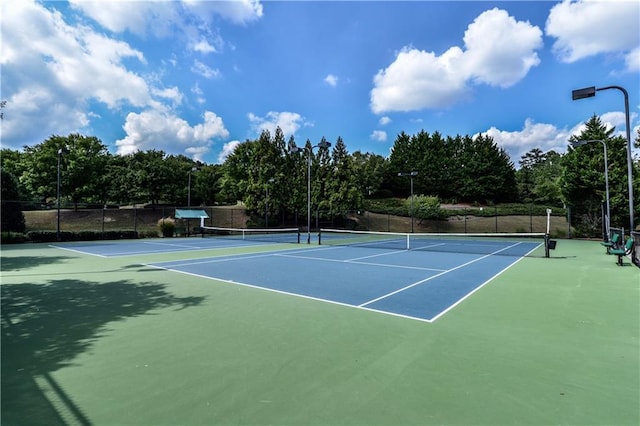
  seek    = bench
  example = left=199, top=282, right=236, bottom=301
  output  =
left=610, top=238, right=634, bottom=266
left=601, top=233, right=620, bottom=254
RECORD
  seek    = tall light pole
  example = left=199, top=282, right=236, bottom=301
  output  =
left=265, top=177, right=275, bottom=227
left=572, top=85, right=634, bottom=232
left=291, top=140, right=332, bottom=244
left=571, top=139, right=610, bottom=240
left=187, top=166, right=198, bottom=207
left=56, top=146, right=69, bottom=241
left=398, top=171, right=418, bottom=233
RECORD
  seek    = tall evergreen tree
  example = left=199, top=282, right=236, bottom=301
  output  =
left=561, top=115, right=629, bottom=235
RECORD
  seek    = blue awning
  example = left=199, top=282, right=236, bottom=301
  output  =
left=175, top=209, right=209, bottom=219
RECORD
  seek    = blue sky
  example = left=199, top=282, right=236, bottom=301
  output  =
left=1, top=1, right=638, bottom=166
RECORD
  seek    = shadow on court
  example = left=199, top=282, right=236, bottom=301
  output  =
left=1, top=279, right=205, bottom=425
left=0, top=256, right=74, bottom=272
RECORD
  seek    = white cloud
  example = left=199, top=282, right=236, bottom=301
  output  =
left=191, top=60, right=221, bottom=79
left=184, top=0, right=264, bottom=25
left=191, top=39, right=218, bottom=54
left=461, top=8, right=543, bottom=87
left=379, top=116, right=392, bottom=126
left=191, top=82, right=206, bottom=104
left=624, top=47, right=640, bottom=72
left=217, top=140, right=242, bottom=164
left=69, top=0, right=264, bottom=36
left=115, top=109, right=229, bottom=159
left=546, top=0, right=640, bottom=70
left=248, top=111, right=312, bottom=137
left=69, top=0, right=179, bottom=37
left=370, top=130, right=387, bottom=142
left=0, top=0, right=154, bottom=147
left=370, top=8, right=542, bottom=114
left=151, top=86, right=184, bottom=106
left=324, top=74, right=338, bottom=87
left=477, top=118, right=572, bottom=163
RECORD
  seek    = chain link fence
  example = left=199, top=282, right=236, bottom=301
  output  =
left=1, top=201, right=579, bottom=242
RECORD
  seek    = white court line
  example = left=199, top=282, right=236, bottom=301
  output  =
left=429, top=253, right=530, bottom=322
left=359, top=241, right=526, bottom=308
left=275, top=252, right=446, bottom=272
left=144, top=263, right=434, bottom=323
left=48, top=245, right=109, bottom=258
left=345, top=249, right=407, bottom=262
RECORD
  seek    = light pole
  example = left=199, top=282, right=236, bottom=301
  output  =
left=265, top=177, right=275, bottom=227
left=291, top=140, right=332, bottom=244
left=187, top=166, right=198, bottom=207
left=398, top=171, right=418, bottom=233
left=56, top=146, right=69, bottom=241
left=571, top=139, right=610, bottom=240
left=572, top=85, right=634, bottom=232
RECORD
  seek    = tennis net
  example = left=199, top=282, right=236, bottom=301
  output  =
left=201, top=226, right=300, bottom=244
left=318, top=228, right=548, bottom=257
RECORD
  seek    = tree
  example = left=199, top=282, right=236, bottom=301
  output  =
left=326, top=137, right=362, bottom=214
left=1, top=168, right=26, bottom=233
left=20, top=134, right=109, bottom=207
left=560, top=115, right=629, bottom=235
left=351, top=151, right=388, bottom=198
left=458, top=134, right=517, bottom=203
left=516, top=148, right=563, bottom=205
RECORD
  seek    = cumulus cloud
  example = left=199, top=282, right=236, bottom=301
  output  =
left=370, top=130, right=387, bottom=142
left=546, top=0, right=640, bottom=70
left=115, top=109, right=229, bottom=160
left=248, top=111, right=312, bottom=137
left=461, top=8, right=543, bottom=87
left=324, top=74, right=338, bottom=87
left=477, top=118, right=574, bottom=163
left=0, top=0, right=154, bottom=147
left=370, top=8, right=542, bottom=114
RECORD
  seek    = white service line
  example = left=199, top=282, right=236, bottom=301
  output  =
left=275, top=252, right=446, bottom=272
left=358, top=241, right=525, bottom=307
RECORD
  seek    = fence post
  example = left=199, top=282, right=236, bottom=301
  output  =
left=530, top=204, right=533, bottom=233
left=464, top=209, right=467, bottom=234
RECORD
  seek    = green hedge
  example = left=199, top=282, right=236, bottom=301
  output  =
left=26, top=230, right=139, bottom=243
left=363, top=199, right=566, bottom=218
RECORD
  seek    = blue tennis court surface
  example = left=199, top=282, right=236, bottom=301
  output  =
left=146, top=241, right=541, bottom=322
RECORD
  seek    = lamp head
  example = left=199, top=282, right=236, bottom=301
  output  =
left=572, top=86, right=596, bottom=101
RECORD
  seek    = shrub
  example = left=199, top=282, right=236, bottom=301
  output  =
left=158, top=217, right=176, bottom=237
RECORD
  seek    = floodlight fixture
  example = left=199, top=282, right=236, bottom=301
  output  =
left=56, top=146, right=70, bottom=241
left=571, top=84, right=634, bottom=231
left=292, top=141, right=332, bottom=243
left=571, top=86, right=596, bottom=100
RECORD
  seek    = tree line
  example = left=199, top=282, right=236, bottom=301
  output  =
left=1, top=115, right=638, bottom=235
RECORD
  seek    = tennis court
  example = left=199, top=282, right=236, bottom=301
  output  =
left=2, top=233, right=639, bottom=425
left=145, top=232, right=543, bottom=322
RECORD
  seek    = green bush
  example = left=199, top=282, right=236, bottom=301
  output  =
left=158, top=217, right=176, bottom=237
left=0, top=232, right=28, bottom=244
left=26, top=230, right=139, bottom=242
